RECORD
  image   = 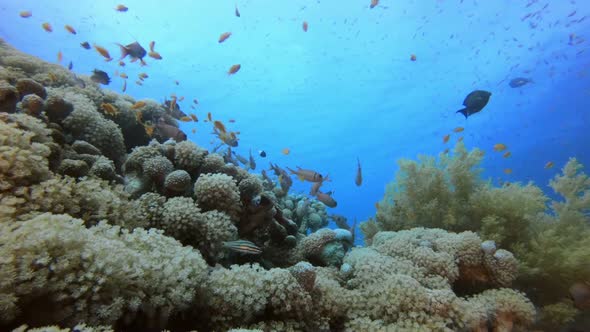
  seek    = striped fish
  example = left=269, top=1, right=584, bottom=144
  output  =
left=223, top=240, right=262, bottom=255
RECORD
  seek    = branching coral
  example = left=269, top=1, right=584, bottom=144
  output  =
left=372, top=142, right=484, bottom=234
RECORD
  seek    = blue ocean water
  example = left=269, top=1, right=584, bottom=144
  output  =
left=2, top=0, right=588, bottom=245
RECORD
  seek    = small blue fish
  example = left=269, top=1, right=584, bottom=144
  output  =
left=509, top=77, right=533, bottom=88
left=67, top=61, right=73, bottom=70
left=223, top=240, right=262, bottom=255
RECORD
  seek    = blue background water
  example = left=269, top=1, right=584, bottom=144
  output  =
left=1, top=1, right=589, bottom=244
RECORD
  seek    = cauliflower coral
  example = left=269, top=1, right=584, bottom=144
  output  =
left=0, top=213, right=208, bottom=328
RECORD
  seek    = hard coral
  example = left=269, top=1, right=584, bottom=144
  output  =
left=0, top=81, right=19, bottom=112
left=468, top=288, right=535, bottom=332
left=203, top=263, right=315, bottom=331
left=0, top=213, right=208, bottom=328
left=164, top=169, right=192, bottom=194
left=15, top=78, right=47, bottom=99
left=0, top=114, right=52, bottom=192
left=293, top=228, right=352, bottom=267
left=194, top=173, right=242, bottom=221
left=56, top=88, right=126, bottom=168
left=20, top=94, right=44, bottom=117
left=174, top=140, right=207, bottom=174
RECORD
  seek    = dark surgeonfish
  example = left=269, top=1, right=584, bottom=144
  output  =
left=456, top=90, right=491, bottom=118
left=509, top=77, right=533, bottom=88
left=90, top=69, right=111, bottom=85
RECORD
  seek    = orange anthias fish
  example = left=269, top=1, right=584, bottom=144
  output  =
left=302, top=21, right=309, bottom=32
left=19, top=11, right=32, bottom=18
left=228, top=64, right=241, bottom=75
left=41, top=22, right=53, bottom=32
left=101, top=103, right=118, bottom=116
left=443, top=134, right=450, bottom=143
left=355, top=157, right=363, bottom=186
left=287, top=166, right=323, bottom=182
left=57, top=51, right=63, bottom=62
left=148, top=51, right=162, bottom=60
left=180, top=116, right=192, bottom=122
left=115, top=4, right=128, bottom=12
left=457, top=137, right=464, bottom=142
left=453, top=126, right=464, bottom=133
left=370, top=0, right=379, bottom=8
left=64, top=24, right=77, bottom=34
left=94, top=44, right=113, bottom=61
left=545, top=161, right=554, bottom=169
left=219, top=32, right=232, bottom=43
left=504, top=168, right=513, bottom=174
left=213, top=127, right=239, bottom=147
left=503, top=151, right=511, bottom=158
left=190, top=114, right=198, bottom=122
left=143, top=121, right=154, bottom=136
left=223, top=240, right=262, bottom=255
left=214, top=120, right=226, bottom=133
left=119, top=73, right=128, bottom=79
left=282, top=148, right=290, bottom=155
left=493, top=143, right=507, bottom=152
left=131, top=101, right=146, bottom=109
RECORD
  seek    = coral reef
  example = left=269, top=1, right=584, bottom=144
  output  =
left=0, top=38, right=542, bottom=331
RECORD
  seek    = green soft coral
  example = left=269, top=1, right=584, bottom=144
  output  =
left=374, top=142, right=484, bottom=233
left=549, top=157, right=590, bottom=221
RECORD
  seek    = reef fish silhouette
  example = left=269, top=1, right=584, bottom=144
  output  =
left=456, top=90, right=491, bottom=118
left=509, top=77, right=533, bottom=88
